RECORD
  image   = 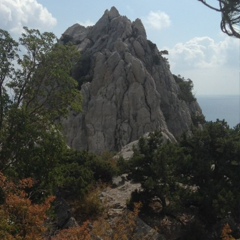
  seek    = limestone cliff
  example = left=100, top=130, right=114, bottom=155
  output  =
left=60, top=7, right=203, bottom=153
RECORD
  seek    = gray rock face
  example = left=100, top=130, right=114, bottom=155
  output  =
left=61, top=6, right=203, bottom=153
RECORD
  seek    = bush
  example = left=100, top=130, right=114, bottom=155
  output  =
left=117, top=156, right=131, bottom=175
left=72, top=187, right=104, bottom=222
left=173, top=74, right=196, bottom=103
left=52, top=221, right=91, bottom=240
left=86, top=155, right=117, bottom=183
left=50, top=150, right=117, bottom=200
left=0, top=172, right=55, bottom=239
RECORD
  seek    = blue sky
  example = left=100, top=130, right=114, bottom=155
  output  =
left=0, top=0, right=239, bottom=96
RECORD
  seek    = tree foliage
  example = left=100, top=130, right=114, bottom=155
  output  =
left=173, top=74, right=196, bottom=103
left=50, top=150, right=117, bottom=200
left=0, top=27, right=121, bottom=239
left=0, top=172, right=91, bottom=240
left=0, top=172, right=55, bottom=240
left=198, top=0, right=240, bottom=38
left=178, top=120, right=240, bottom=225
left=127, top=131, right=181, bottom=213
left=127, top=121, right=240, bottom=237
left=0, top=27, right=82, bottom=187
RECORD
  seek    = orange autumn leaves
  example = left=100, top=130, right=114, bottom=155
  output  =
left=0, top=172, right=54, bottom=240
left=0, top=172, right=144, bottom=240
left=0, top=173, right=98, bottom=240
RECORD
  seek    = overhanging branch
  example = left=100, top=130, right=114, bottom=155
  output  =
left=198, top=0, right=240, bottom=38
left=198, top=0, right=221, bottom=12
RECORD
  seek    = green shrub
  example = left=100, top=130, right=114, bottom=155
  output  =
left=117, top=156, right=130, bottom=175
left=50, top=150, right=116, bottom=199
left=85, top=152, right=117, bottom=183
left=173, top=74, right=196, bottom=103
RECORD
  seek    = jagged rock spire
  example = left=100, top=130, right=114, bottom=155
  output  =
left=61, top=7, right=203, bottom=153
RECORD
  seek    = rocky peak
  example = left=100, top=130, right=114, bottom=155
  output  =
left=61, top=7, right=203, bottom=153
left=105, top=6, right=120, bottom=19
left=132, top=18, right=146, bottom=38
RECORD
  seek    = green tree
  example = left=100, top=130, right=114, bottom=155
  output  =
left=51, top=150, right=117, bottom=200
left=127, top=121, right=240, bottom=234
left=128, top=131, right=181, bottom=213
left=0, top=30, right=18, bottom=130
left=177, top=120, right=240, bottom=225
left=173, top=74, right=196, bottom=103
left=0, top=27, right=82, bottom=191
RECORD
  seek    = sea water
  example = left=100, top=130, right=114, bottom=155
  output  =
left=197, top=95, right=240, bottom=128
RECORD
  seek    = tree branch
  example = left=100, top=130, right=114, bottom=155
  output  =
left=198, top=0, right=221, bottom=12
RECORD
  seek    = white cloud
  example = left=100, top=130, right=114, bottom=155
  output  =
left=168, top=36, right=239, bottom=70
left=144, top=11, right=171, bottom=30
left=78, top=20, right=95, bottom=27
left=167, top=36, right=239, bottom=95
left=0, top=0, right=57, bottom=35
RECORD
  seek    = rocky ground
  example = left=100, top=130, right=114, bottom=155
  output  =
left=99, top=174, right=164, bottom=240
left=100, top=174, right=141, bottom=216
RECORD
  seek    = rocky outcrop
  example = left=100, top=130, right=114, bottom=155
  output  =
left=61, top=6, right=203, bottom=153
left=55, top=197, right=78, bottom=228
